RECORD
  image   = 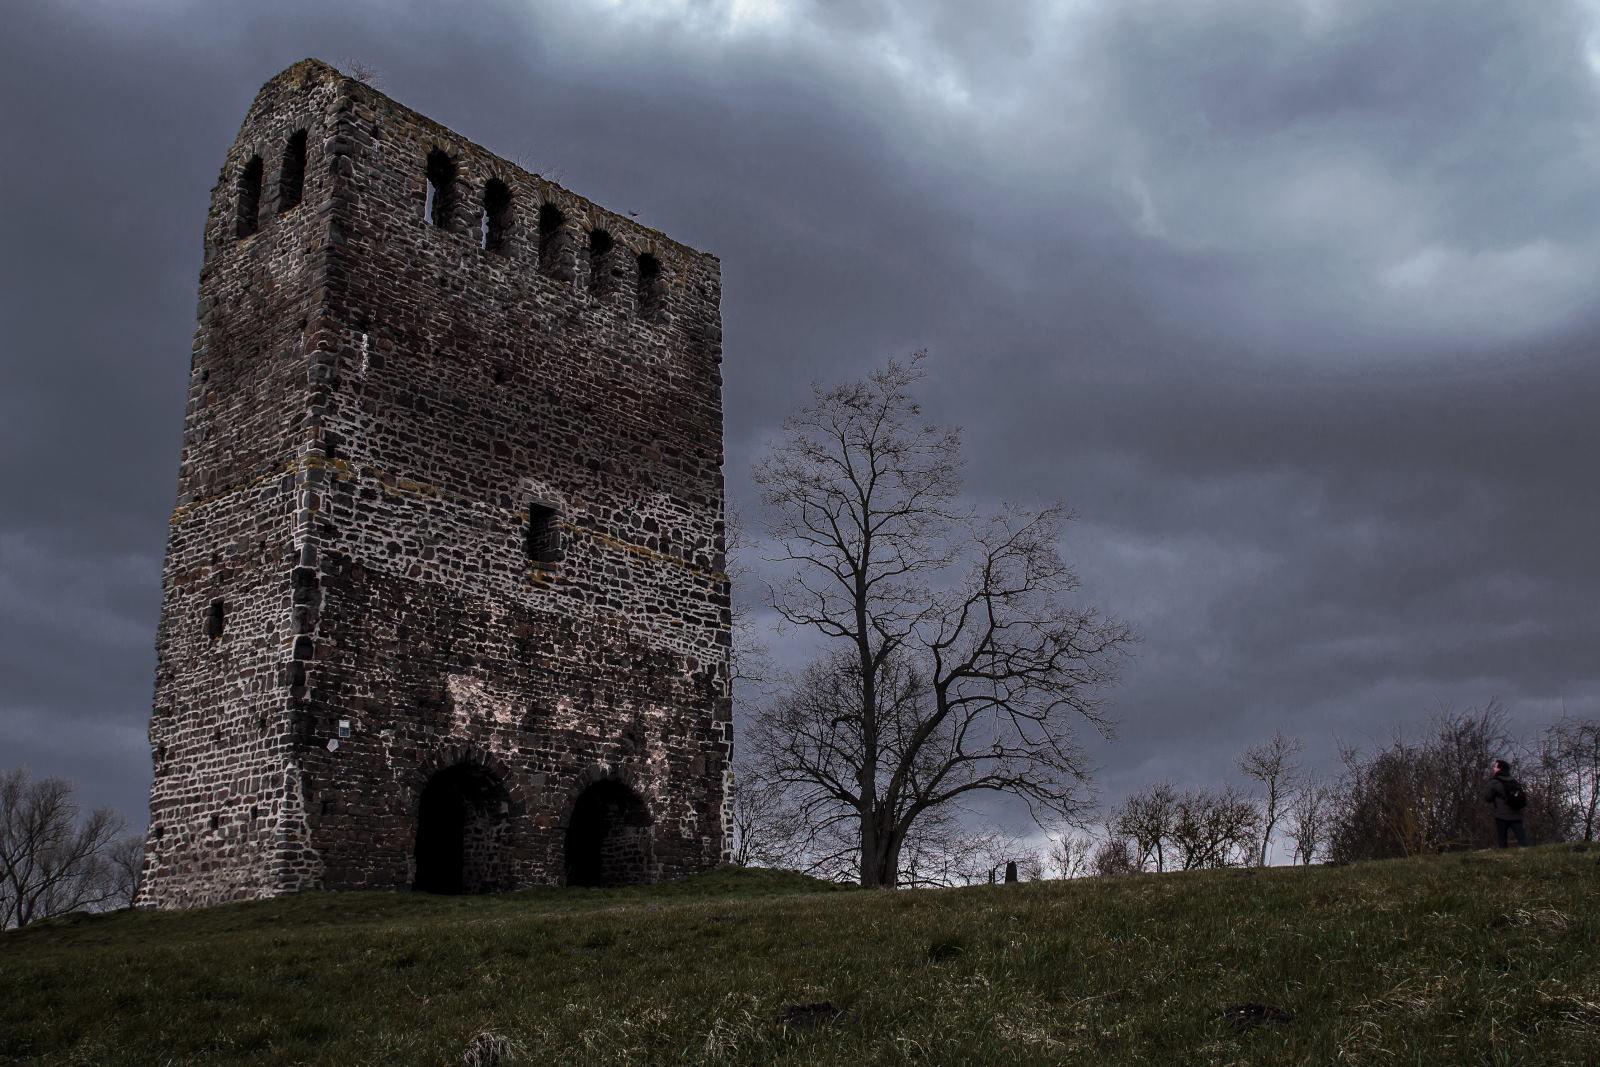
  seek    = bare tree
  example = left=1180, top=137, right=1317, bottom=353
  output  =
left=727, top=759, right=799, bottom=868
left=105, top=834, right=144, bottom=909
left=1538, top=716, right=1600, bottom=842
left=1168, top=785, right=1261, bottom=870
left=749, top=355, right=1133, bottom=887
left=1108, top=783, right=1179, bottom=872
left=1090, top=834, right=1140, bottom=877
left=0, top=769, right=127, bottom=929
left=1517, top=744, right=1579, bottom=845
left=1237, top=731, right=1303, bottom=866
left=725, top=501, right=780, bottom=704
left=1048, top=831, right=1095, bottom=879
left=1286, top=775, right=1332, bottom=864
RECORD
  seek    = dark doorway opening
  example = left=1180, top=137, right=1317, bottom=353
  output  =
left=564, top=780, right=651, bottom=887
left=413, top=763, right=509, bottom=894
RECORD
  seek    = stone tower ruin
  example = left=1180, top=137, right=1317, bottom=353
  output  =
left=138, top=59, right=731, bottom=907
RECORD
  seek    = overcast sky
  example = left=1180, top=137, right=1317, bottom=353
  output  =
left=3, top=0, right=1597, bottom=845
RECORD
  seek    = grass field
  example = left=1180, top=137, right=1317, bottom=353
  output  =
left=2, top=848, right=1597, bottom=1065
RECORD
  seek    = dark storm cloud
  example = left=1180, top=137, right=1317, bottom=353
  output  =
left=898, top=0, right=1600, bottom=804
left=2, top=0, right=1595, bottom=835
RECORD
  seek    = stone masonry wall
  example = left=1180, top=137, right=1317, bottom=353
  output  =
left=139, top=59, right=730, bottom=907
left=140, top=66, right=343, bottom=906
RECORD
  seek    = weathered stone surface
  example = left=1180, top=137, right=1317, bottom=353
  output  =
left=138, top=59, right=731, bottom=909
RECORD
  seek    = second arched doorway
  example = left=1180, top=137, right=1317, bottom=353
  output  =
left=564, top=780, right=652, bottom=887
left=413, top=763, right=510, bottom=894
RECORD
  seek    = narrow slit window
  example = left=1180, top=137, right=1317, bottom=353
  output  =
left=537, top=203, right=566, bottom=275
left=204, top=599, right=227, bottom=640
left=588, top=228, right=615, bottom=297
left=526, top=502, right=562, bottom=566
left=236, top=156, right=263, bottom=238
left=425, top=149, right=458, bottom=229
left=636, top=252, right=663, bottom=318
left=482, top=178, right=512, bottom=252
left=277, top=129, right=307, bottom=214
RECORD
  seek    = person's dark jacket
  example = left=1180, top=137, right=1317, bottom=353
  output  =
left=1484, top=772, right=1523, bottom=822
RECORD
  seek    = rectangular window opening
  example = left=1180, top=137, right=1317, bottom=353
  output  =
left=204, top=598, right=227, bottom=640
left=526, top=502, right=562, bottom=566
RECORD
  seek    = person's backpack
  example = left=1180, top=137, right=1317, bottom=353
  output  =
left=1502, top=778, right=1528, bottom=811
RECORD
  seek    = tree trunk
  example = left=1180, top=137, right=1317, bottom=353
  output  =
left=859, top=814, right=900, bottom=887
left=1258, top=811, right=1277, bottom=867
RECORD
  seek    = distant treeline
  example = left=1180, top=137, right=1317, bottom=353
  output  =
left=1077, top=702, right=1598, bottom=877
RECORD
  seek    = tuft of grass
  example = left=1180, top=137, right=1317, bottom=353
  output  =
left=2, top=852, right=1599, bottom=1064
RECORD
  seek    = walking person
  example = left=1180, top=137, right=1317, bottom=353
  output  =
left=1484, top=759, right=1529, bottom=848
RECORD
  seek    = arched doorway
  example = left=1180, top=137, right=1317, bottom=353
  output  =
left=413, top=763, right=509, bottom=894
left=564, top=780, right=651, bottom=887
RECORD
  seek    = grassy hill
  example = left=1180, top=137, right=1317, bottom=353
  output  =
left=2, top=849, right=1597, bottom=1065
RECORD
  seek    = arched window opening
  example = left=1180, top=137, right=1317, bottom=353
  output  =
left=636, top=252, right=664, bottom=319
left=235, top=155, right=263, bottom=238
left=482, top=178, right=513, bottom=253
left=277, top=130, right=307, bottom=214
left=588, top=228, right=616, bottom=298
left=565, top=780, right=651, bottom=887
left=424, top=149, right=458, bottom=230
left=413, top=763, right=510, bottom=895
left=537, top=203, right=567, bottom=276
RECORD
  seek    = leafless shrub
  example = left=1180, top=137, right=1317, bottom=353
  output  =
left=461, top=1029, right=523, bottom=1067
left=1535, top=715, right=1600, bottom=842
left=1328, top=703, right=1529, bottom=861
left=340, top=59, right=384, bottom=88
left=1089, top=834, right=1140, bottom=877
